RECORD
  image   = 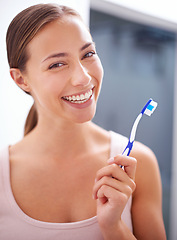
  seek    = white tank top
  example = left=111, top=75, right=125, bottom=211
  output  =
left=0, top=131, right=132, bottom=239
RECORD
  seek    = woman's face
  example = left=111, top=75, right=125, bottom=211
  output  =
left=23, top=16, right=103, bottom=124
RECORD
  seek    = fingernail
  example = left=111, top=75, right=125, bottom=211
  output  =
left=107, top=157, right=114, bottom=163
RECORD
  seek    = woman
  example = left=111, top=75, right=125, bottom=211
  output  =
left=0, top=3, right=166, bottom=239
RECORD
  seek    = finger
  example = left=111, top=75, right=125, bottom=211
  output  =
left=94, top=164, right=136, bottom=199
left=95, top=163, right=134, bottom=187
left=93, top=175, right=134, bottom=200
left=108, top=155, right=137, bottom=180
left=97, top=184, right=129, bottom=208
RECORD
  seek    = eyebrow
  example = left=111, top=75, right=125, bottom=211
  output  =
left=42, top=42, right=95, bottom=63
left=42, top=52, right=68, bottom=63
left=80, top=42, right=95, bottom=51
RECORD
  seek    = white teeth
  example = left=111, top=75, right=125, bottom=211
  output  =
left=76, top=95, right=80, bottom=101
left=80, top=94, right=85, bottom=100
left=85, top=92, right=89, bottom=98
left=63, top=89, right=93, bottom=103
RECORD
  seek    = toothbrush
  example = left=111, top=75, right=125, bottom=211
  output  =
left=122, top=98, right=158, bottom=157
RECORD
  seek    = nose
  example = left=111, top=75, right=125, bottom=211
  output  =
left=71, top=61, right=92, bottom=87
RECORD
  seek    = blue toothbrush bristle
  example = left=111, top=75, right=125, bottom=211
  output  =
left=144, top=100, right=158, bottom=116
left=147, top=104, right=154, bottom=111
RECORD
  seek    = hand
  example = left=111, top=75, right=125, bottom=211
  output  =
left=93, top=155, right=137, bottom=234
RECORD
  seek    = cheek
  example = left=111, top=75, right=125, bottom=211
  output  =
left=39, top=73, right=67, bottom=94
left=99, top=62, right=104, bottom=83
left=29, top=75, right=66, bottom=107
left=94, top=59, right=104, bottom=90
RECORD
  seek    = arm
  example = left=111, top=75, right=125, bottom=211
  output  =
left=93, top=155, right=137, bottom=239
left=92, top=142, right=166, bottom=239
left=131, top=142, right=166, bottom=239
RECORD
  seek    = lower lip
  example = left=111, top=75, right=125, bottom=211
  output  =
left=62, top=93, right=94, bottom=109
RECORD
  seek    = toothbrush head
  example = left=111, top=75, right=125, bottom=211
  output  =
left=141, top=98, right=158, bottom=116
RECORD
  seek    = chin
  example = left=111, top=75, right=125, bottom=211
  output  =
left=75, top=114, right=95, bottom=124
left=72, top=108, right=96, bottom=124
left=62, top=97, right=98, bottom=124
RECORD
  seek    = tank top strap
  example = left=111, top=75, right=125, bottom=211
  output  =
left=110, top=131, right=128, bottom=157
left=109, top=131, right=133, bottom=232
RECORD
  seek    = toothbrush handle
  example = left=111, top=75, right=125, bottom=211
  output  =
left=122, top=140, right=134, bottom=156
left=119, top=140, right=134, bottom=169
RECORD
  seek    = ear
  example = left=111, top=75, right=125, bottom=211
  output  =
left=10, top=68, right=31, bottom=93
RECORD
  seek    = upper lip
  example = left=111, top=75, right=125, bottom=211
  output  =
left=62, top=86, right=94, bottom=98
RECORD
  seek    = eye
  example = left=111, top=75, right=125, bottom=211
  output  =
left=82, top=51, right=96, bottom=59
left=48, top=62, right=65, bottom=70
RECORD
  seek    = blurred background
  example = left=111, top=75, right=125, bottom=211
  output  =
left=1, top=0, right=177, bottom=239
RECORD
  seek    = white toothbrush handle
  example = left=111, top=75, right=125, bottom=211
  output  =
left=122, top=113, right=142, bottom=156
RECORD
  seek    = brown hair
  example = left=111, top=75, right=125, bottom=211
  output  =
left=6, top=3, right=81, bottom=136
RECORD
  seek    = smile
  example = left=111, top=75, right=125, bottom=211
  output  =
left=62, top=88, right=93, bottom=104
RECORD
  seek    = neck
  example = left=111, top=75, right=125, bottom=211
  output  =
left=24, top=120, right=96, bottom=160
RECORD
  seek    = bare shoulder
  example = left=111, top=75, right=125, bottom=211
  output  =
left=130, top=140, right=162, bottom=203
left=130, top=141, right=166, bottom=239
left=131, top=140, right=158, bottom=164
left=130, top=141, right=160, bottom=185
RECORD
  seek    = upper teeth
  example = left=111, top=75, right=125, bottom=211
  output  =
left=63, top=89, right=93, bottom=103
